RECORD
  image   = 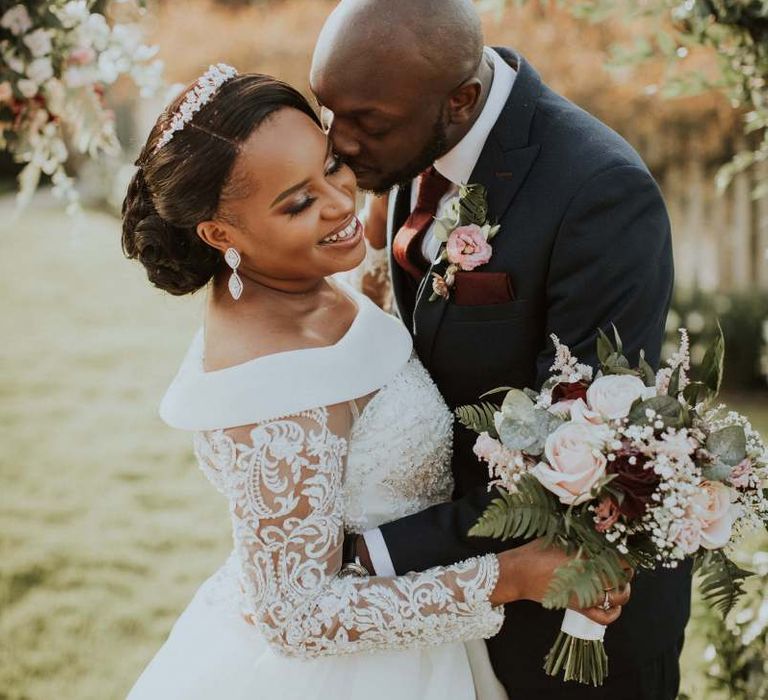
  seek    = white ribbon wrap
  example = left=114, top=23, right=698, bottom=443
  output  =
left=561, top=609, right=606, bottom=641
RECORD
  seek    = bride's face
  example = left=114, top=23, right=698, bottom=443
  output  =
left=202, top=108, right=363, bottom=285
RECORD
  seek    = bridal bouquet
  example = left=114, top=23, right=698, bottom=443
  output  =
left=459, top=327, right=768, bottom=686
left=0, top=1, right=163, bottom=211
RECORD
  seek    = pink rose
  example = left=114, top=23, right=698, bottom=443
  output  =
left=0, top=81, right=12, bottom=104
left=532, top=421, right=609, bottom=505
left=690, top=481, right=742, bottom=550
left=445, top=224, right=492, bottom=271
left=586, top=374, right=651, bottom=421
left=669, top=518, right=703, bottom=555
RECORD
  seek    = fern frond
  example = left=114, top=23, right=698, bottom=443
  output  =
left=543, top=550, right=626, bottom=610
left=469, top=474, right=560, bottom=542
left=697, top=550, right=753, bottom=617
left=455, top=402, right=500, bottom=438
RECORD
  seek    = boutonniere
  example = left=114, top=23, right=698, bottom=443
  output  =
left=429, top=183, right=500, bottom=301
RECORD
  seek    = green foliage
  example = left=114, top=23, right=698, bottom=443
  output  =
left=667, top=290, right=767, bottom=393
left=469, top=474, right=561, bottom=541
left=596, top=326, right=634, bottom=375
left=543, top=548, right=627, bottom=609
left=455, top=401, right=500, bottom=438
left=457, top=183, right=490, bottom=226
left=706, top=425, right=748, bottom=466
left=696, top=549, right=754, bottom=617
left=681, top=542, right=768, bottom=700
left=496, top=389, right=563, bottom=454
left=628, top=394, right=688, bottom=429
left=479, top=0, right=768, bottom=194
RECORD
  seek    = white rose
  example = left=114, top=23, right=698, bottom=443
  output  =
left=1, top=5, right=32, bottom=36
left=690, top=481, right=742, bottom=550
left=587, top=374, right=650, bottom=421
left=27, top=58, right=54, bottom=85
left=532, top=421, right=609, bottom=505
left=23, top=29, right=53, bottom=58
left=17, top=79, right=38, bottom=99
left=570, top=398, right=604, bottom=426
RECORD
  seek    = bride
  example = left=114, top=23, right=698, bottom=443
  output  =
left=122, top=66, right=628, bottom=700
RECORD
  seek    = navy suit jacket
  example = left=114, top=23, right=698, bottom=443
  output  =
left=381, top=49, right=690, bottom=697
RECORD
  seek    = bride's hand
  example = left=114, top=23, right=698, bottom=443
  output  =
left=490, top=539, right=633, bottom=626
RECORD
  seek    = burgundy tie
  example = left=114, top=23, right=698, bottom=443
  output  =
left=393, top=167, right=452, bottom=281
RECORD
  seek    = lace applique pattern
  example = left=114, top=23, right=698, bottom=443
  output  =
left=194, top=406, right=503, bottom=658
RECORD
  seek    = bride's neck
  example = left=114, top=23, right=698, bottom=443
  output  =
left=210, top=270, right=334, bottom=312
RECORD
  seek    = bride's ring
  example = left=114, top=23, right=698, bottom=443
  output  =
left=599, top=589, right=613, bottom=611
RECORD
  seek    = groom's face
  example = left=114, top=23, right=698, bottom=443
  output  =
left=310, top=74, right=450, bottom=194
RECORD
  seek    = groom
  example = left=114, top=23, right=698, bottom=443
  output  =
left=311, top=1, right=690, bottom=697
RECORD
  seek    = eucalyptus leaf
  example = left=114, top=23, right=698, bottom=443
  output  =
left=702, top=460, right=733, bottom=482
left=706, top=425, right=747, bottom=467
left=501, top=389, right=536, bottom=420
left=497, top=393, right=561, bottom=455
left=628, top=395, right=685, bottom=429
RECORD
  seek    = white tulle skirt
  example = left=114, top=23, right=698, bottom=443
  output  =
left=127, top=562, right=508, bottom=700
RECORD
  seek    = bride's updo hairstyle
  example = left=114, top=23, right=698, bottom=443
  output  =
left=122, top=73, right=320, bottom=295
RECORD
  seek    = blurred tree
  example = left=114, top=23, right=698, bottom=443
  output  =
left=478, top=0, right=767, bottom=197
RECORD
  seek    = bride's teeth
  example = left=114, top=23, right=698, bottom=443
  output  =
left=322, top=218, right=357, bottom=244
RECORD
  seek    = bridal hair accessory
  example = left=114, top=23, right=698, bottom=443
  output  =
left=224, top=247, right=243, bottom=300
left=155, top=64, right=239, bottom=153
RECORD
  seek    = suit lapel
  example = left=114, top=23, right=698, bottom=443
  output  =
left=388, top=182, right=415, bottom=323
left=411, top=50, right=544, bottom=367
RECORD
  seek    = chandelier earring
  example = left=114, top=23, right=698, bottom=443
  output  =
left=224, top=247, right=244, bottom=300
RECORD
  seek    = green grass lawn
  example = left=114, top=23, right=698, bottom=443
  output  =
left=1, top=194, right=766, bottom=699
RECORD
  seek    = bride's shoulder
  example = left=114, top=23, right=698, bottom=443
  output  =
left=159, top=281, right=413, bottom=432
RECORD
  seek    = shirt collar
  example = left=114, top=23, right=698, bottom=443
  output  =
left=434, top=47, right=517, bottom=186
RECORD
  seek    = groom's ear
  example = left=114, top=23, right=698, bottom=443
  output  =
left=196, top=220, right=234, bottom=254
left=446, top=79, right=483, bottom=125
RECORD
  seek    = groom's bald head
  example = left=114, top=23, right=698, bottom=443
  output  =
left=310, top=0, right=488, bottom=193
left=311, top=0, right=483, bottom=92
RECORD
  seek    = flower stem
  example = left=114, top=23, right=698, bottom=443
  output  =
left=543, top=631, right=608, bottom=687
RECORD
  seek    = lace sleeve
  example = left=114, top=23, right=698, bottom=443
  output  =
left=197, top=406, right=504, bottom=658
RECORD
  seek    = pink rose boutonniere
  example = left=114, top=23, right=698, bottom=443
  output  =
left=429, top=183, right=500, bottom=301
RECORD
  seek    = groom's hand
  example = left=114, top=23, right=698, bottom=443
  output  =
left=491, top=539, right=632, bottom=626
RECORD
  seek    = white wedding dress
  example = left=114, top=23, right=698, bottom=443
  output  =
left=127, top=280, right=507, bottom=700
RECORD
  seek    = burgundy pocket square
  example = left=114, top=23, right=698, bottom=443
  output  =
left=452, top=271, right=515, bottom=306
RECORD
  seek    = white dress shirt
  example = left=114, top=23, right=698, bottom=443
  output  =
left=364, top=47, right=517, bottom=577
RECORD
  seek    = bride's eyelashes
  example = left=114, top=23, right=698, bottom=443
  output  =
left=284, top=153, right=345, bottom=218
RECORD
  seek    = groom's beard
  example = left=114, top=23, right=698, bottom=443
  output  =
left=362, top=110, right=450, bottom=195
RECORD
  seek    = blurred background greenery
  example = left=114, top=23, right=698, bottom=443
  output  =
left=1, top=1, right=766, bottom=699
